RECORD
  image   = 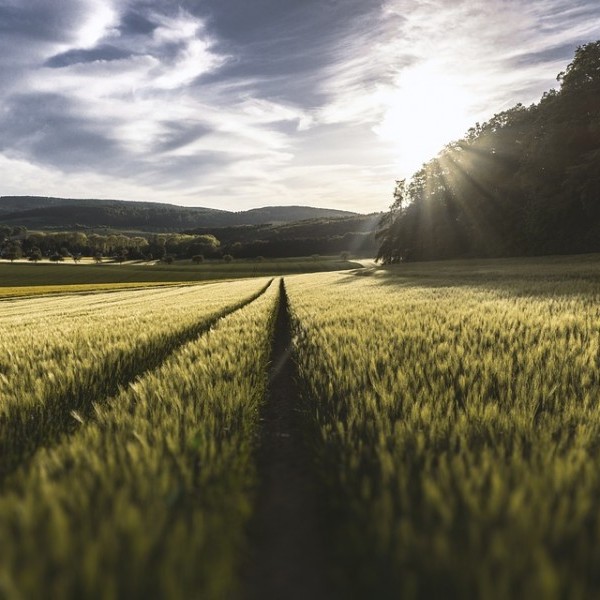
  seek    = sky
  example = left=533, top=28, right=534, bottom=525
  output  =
left=0, top=0, right=599, bottom=213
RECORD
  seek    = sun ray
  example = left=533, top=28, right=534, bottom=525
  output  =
left=375, top=62, right=477, bottom=176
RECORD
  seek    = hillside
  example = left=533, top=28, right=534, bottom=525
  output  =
left=0, top=196, right=358, bottom=231
left=187, top=214, right=380, bottom=242
left=186, top=214, right=382, bottom=257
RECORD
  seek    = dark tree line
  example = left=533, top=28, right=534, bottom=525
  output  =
left=0, top=223, right=377, bottom=262
left=186, top=215, right=381, bottom=258
left=377, top=41, right=600, bottom=262
left=0, top=228, right=220, bottom=262
left=221, top=232, right=376, bottom=259
left=1, top=211, right=381, bottom=262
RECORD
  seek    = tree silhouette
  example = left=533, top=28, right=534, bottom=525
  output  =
left=28, top=247, right=43, bottom=263
left=377, top=41, right=600, bottom=262
left=3, top=242, right=22, bottom=263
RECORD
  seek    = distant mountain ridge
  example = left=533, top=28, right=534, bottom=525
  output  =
left=0, top=196, right=358, bottom=231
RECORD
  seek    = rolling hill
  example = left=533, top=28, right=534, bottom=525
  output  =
left=0, top=196, right=358, bottom=231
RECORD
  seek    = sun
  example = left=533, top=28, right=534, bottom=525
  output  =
left=375, top=62, right=476, bottom=176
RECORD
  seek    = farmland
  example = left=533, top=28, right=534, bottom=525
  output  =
left=0, top=255, right=599, bottom=598
left=0, top=256, right=360, bottom=295
left=286, top=258, right=600, bottom=599
left=0, top=278, right=278, bottom=598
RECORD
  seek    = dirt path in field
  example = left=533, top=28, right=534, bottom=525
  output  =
left=0, top=279, right=274, bottom=486
left=242, top=279, right=332, bottom=600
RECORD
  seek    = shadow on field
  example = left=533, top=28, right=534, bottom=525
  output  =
left=332, top=255, right=600, bottom=298
left=242, top=279, right=333, bottom=600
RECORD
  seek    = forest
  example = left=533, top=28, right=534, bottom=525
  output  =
left=377, top=41, right=600, bottom=262
left=0, top=215, right=380, bottom=262
left=0, top=201, right=378, bottom=262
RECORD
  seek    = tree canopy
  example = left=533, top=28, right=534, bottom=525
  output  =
left=377, top=41, right=600, bottom=263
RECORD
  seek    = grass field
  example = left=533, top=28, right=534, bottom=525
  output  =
left=1, top=254, right=599, bottom=598
left=0, top=280, right=214, bottom=299
left=287, top=255, right=600, bottom=599
left=0, top=257, right=360, bottom=297
left=0, top=279, right=278, bottom=598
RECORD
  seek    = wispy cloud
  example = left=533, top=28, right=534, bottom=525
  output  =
left=0, top=0, right=598, bottom=211
left=312, top=0, right=600, bottom=176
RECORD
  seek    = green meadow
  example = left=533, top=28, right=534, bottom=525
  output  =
left=0, top=256, right=360, bottom=297
left=0, top=254, right=599, bottom=598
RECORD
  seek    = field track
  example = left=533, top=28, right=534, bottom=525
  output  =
left=2, top=257, right=600, bottom=599
left=243, top=279, right=331, bottom=599
left=0, top=279, right=273, bottom=484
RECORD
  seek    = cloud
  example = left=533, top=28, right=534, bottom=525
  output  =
left=0, top=92, right=121, bottom=170
left=119, top=8, right=160, bottom=36
left=45, top=45, right=137, bottom=68
left=0, top=1, right=104, bottom=45
left=152, top=121, right=214, bottom=154
left=0, top=0, right=598, bottom=211
left=0, top=1, right=323, bottom=205
left=309, top=0, right=600, bottom=176
left=0, top=5, right=238, bottom=176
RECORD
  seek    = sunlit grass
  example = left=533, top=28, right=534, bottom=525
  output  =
left=0, top=279, right=271, bottom=480
left=287, top=262, right=600, bottom=599
left=0, top=281, right=279, bottom=598
left=2, top=255, right=599, bottom=598
left=0, top=281, right=210, bottom=299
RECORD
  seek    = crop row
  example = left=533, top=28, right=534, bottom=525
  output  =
left=0, top=279, right=279, bottom=598
left=3, top=263, right=598, bottom=599
left=0, top=279, right=271, bottom=481
left=287, top=270, right=600, bottom=599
